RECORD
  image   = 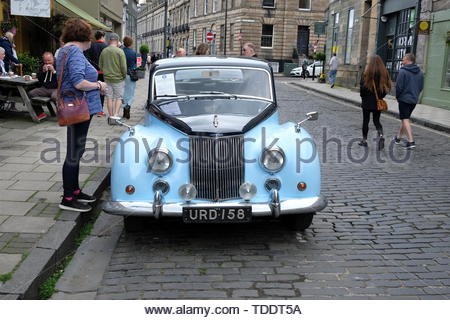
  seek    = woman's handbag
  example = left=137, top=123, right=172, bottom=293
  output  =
left=129, top=68, right=139, bottom=81
left=56, top=49, right=90, bottom=126
left=373, top=81, right=388, bottom=111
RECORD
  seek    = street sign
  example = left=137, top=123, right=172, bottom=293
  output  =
left=314, top=22, right=326, bottom=36
left=206, top=32, right=214, bottom=41
left=136, top=56, right=142, bottom=67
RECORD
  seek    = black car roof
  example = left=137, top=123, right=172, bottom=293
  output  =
left=153, top=56, right=272, bottom=71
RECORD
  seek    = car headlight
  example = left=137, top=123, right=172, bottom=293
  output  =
left=148, top=148, right=172, bottom=175
left=260, top=146, right=285, bottom=172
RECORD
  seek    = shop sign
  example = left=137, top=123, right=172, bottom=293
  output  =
left=10, top=0, right=50, bottom=18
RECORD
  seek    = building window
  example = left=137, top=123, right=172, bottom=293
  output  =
left=219, top=24, right=225, bottom=52
left=299, top=0, right=311, bottom=10
left=261, top=24, right=273, bottom=48
left=202, top=28, right=207, bottom=43
left=445, top=44, right=450, bottom=88
left=193, top=29, right=197, bottom=48
left=263, top=0, right=275, bottom=8
left=344, top=8, right=354, bottom=64
left=229, top=23, right=234, bottom=51
left=204, top=0, right=208, bottom=15
left=332, top=12, right=339, bottom=54
left=194, top=0, right=197, bottom=17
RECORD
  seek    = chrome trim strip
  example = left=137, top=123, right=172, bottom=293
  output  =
left=103, top=195, right=327, bottom=218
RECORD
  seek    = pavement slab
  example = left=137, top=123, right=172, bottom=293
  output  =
left=0, top=217, right=55, bottom=234
left=0, top=254, right=22, bottom=274
left=0, top=202, right=35, bottom=216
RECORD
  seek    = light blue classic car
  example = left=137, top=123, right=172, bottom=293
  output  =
left=103, top=57, right=327, bottom=232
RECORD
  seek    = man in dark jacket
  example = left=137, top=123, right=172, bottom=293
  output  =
left=0, top=35, right=20, bottom=72
left=84, top=31, right=108, bottom=116
left=394, top=53, right=424, bottom=149
left=28, top=52, right=58, bottom=120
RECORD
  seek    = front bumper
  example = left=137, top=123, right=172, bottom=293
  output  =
left=103, top=195, right=327, bottom=218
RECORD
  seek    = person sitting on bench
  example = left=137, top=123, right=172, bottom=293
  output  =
left=29, top=52, right=58, bottom=120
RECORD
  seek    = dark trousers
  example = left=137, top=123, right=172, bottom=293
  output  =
left=362, top=108, right=382, bottom=139
left=63, top=117, right=92, bottom=197
left=98, top=73, right=105, bottom=109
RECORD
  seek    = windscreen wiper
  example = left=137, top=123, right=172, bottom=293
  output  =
left=198, top=91, right=238, bottom=99
left=155, top=94, right=190, bottom=99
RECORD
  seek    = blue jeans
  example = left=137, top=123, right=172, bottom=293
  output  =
left=122, top=75, right=137, bottom=108
left=329, top=69, right=337, bottom=84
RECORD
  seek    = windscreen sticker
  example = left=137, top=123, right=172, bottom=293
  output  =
left=155, top=73, right=176, bottom=96
left=162, top=101, right=182, bottom=115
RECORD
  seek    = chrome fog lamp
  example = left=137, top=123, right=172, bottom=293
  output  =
left=179, top=183, right=197, bottom=202
left=148, top=148, right=172, bottom=175
left=153, top=180, right=170, bottom=195
left=239, top=182, right=257, bottom=201
left=260, top=146, right=285, bottom=172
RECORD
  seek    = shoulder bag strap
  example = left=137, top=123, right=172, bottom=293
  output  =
left=57, top=49, right=69, bottom=97
left=372, top=81, right=379, bottom=101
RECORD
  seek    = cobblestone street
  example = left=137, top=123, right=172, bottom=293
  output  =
left=60, top=80, right=450, bottom=300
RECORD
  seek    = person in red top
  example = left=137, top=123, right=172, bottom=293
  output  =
left=84, top=31, right=108, bottom=116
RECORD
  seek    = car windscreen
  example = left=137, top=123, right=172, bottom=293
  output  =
left=152, top=67, right=272, bottom=101
left=157, top=99, right=272, bottom=118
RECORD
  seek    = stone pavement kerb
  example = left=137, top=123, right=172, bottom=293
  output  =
left=286, top=78, right=450, bottom=134
left=0, top=72, right=148, bottom=299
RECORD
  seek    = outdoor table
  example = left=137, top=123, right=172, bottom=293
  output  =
left=0, top=76, right=40, bottom=122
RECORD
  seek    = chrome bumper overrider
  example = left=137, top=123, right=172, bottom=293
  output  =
left=103, top=195, right=327, bottom=218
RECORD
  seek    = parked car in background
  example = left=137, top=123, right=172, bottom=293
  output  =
left=104, top=57, right=327, bottom=232
left=290, top=61, right=323, bottom=77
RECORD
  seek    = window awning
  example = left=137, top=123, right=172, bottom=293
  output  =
left=54, top=0, right=112, bottom=31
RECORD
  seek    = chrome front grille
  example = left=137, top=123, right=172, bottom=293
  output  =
left=190, top=135, right=244, bottom=201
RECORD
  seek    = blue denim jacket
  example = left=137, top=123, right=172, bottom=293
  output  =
left=56, top=45, right=102, bottom=115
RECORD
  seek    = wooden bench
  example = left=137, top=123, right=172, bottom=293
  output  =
left=30, top=97, right=57, bottom=117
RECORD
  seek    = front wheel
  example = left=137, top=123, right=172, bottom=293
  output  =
left=282, top=213, right=314, bottom=231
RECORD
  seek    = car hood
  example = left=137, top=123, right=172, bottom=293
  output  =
left=151, top=98, right=276, bottom=135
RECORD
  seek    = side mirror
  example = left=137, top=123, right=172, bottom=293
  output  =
left=115, top=119, right=135, bottom=136
left=306, top=111, right=319, bottom=121
left=295, top=111, right=319, bottom=133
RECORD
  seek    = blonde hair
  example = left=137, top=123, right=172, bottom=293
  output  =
left=5, top=31, right=14, bottom=43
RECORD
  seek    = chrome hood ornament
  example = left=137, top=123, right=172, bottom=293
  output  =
left=213, top=114, right=219, bottom=128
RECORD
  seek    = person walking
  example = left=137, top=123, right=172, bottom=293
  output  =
left=176, top=47, right=187, bottom=57
left=56, top=18, right=107, bottom=212
left=195, top=43, right=210, bottom=55
left=393, top=53, right=424, bottom=150
left=122, top=36, right=138, bottom=120
left=84, top=31, right=108, bottom=117
left=243, top=43, right=258, bottom=57
left=99, top=33, right=127, bottom=124
left=329, top=53, right=339, bottom=88
left=358, top=54, right=391, bottom=150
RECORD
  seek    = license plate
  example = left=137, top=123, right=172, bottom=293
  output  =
left=182, top=207, right=252, bottom=223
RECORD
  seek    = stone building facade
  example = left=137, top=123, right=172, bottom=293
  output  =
left=137, top=0, right=167, bottom=55
left=421, top=0, right=450, bottom=108
left=137, top=0, right=328, bottom=71
left=325, top=0, right=381, bottom=89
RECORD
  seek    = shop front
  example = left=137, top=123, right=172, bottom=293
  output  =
left=422, top=9, right=450, bottom=109
left=377, top=0, right=420, bottom=81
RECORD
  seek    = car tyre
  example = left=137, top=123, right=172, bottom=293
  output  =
left=282, top=213, right=314, bottom=231
left=124, top=216, right=147, bottom=232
